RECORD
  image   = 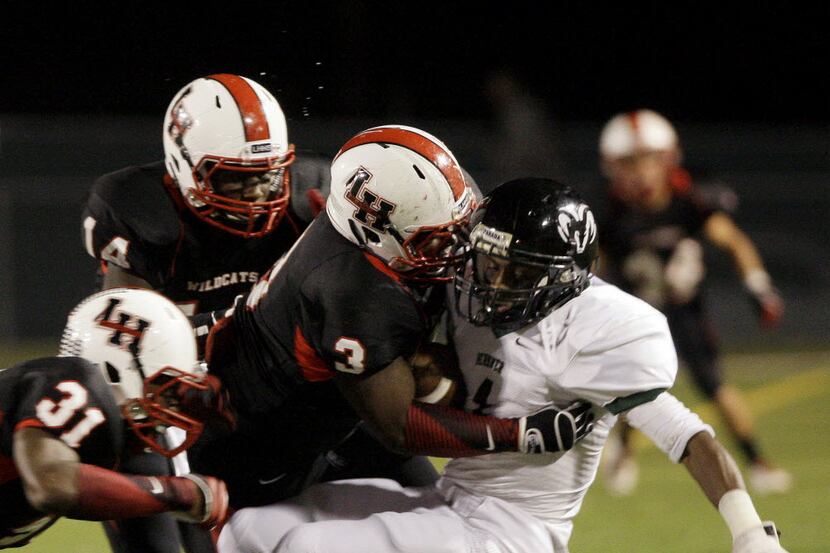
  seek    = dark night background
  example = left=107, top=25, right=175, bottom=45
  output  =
left=3, top=3, right=827, bottom=122
left=0, top=3, right=828, bottom=342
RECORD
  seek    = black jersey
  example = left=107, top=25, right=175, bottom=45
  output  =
left=600, top=187, right=719, bottom=309
left=213, top=214, right=430, bottom=416
left=82, top=153, right=331, bottom=315
left=0, top=356, right=123, bottom=549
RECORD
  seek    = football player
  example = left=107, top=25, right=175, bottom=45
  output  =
left=82, top=73, right=329, bottom=335
left=215, top=178, right=788, bottom=553
left=597, top=109, right=792, bottom=496
left=196, top=127, right=595, bottom=514
left=0, top=288, right=229, bottom=550
left=81, top=74, right=442, bottom=553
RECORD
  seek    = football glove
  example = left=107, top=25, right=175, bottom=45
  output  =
left=173, top=473, right=229, bottom=530
left=732, top=523, right=788, bottom=553
left=519, top=400, right=594, bottom=453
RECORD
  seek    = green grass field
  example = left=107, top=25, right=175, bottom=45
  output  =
left=7, top=341, right=829, bottom=553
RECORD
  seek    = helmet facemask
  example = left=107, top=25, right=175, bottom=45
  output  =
left=122, top=365, right=210, bottom=458
left=455, top=248, right=591, bottom=333
left=385, top=215, right=472, bottom=283
left=186, top=150, right=295, bottom=238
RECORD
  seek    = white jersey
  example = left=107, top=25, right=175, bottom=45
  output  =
left=219, top=277, right=713, bottom=553
left=444, top=276, right=677, bottom=536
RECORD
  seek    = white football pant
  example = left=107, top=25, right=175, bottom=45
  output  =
left=217, top=477, right=560, bottom=553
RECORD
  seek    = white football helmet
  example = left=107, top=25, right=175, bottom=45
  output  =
left=599, top=109, right=681, bottom=162
left=162, top=74, right=295, bottom=238
left=326, top=125, right=476, bottom=282
left=59, top=287, right=208, bottom=457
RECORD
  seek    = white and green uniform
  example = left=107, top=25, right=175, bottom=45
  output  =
left=217, top=277, right=714, bottom=553
left=443, top=276, right=711, bottom=551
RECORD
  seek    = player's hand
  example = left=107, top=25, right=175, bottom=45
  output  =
left=732, top=524, right=788, bottom=553
left=749, top=288, right=784, bottom=329
left=519, top=400, right=594, bottom=453
left=410, top=342, right=465, bottom=407
left=174, top=474, right=229, bottom=529
left=743, top=270, right=783, bottom=329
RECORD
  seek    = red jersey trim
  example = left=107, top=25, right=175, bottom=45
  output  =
left=0, top=453, right=19, bottom=486
left=15, top=418, right=46, bottom=431
left=294, top=326, right=334, bottom=382
left=363, top=252, right=403, bottom=284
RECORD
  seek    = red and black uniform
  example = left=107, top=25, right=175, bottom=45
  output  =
left=0, top=356, right=123, bottom=549
left=199, top=213, right=438, bottom=507
left=600, top=183, right=726, bottom=397
left=82, top=154, right=331, bottom=553
left=82, top=154, right=330, bottom=315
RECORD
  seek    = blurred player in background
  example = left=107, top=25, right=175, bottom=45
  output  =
left=198, top=127, right=589, bottom=516
left=81, top=75, right=445, bottom=552
left=597, top=109, right=792, bottom=496
left=216, top=179, right=789, bottom=553
left=0, top=288, right=229, bottom=550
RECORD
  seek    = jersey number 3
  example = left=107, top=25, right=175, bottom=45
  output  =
left=35, top=381, right=106, bottom=448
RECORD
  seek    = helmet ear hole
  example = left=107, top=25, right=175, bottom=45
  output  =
left=362, top=227, right=382, bottom=246
left=348, top=219, right=367, bottom=247
left=104, top=361, right=121, bottom=383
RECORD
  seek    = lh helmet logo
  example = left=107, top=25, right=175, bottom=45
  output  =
left=345, top=166, right=397, bottom=232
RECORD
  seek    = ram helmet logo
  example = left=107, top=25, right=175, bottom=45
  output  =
left=556, top=203, right=597, bottom=254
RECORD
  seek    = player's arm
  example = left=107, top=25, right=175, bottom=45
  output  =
left=13, top=427, right=227, bottom=527
left=625, top=393, right=787, bottom=552
left=336, top=356, right=593, bottom=457
left=703, top=212, right=783, bottom=327
left=683, top=432, right=788, bottom=552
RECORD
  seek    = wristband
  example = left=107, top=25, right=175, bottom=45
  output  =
left=177, top=474, right=212, bottom=523
left=743, top=269, right=772, bottom=296
left=718, top=489, right=763, bottom=539
left=416, top=377, right=454, bottom=404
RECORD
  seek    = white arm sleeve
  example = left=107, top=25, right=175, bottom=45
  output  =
left=624, top=392, right=714, bottom=463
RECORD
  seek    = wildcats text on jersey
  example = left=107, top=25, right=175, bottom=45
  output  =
left=187, top=271, right=260, bottom=293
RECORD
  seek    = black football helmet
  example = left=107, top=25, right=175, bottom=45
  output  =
left=454, top=178, right=598, bottom=333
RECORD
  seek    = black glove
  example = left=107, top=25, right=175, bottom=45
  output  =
left=519, top=400, right=594, bottom=453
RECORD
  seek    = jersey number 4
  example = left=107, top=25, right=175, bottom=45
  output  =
left=35, top=381, right=106, bottom=448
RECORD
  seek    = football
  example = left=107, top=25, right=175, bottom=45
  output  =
left=409, top=342, right=466, bottom=407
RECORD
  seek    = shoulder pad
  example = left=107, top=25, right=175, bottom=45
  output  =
left=86, top=162, right=182, bottom=247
